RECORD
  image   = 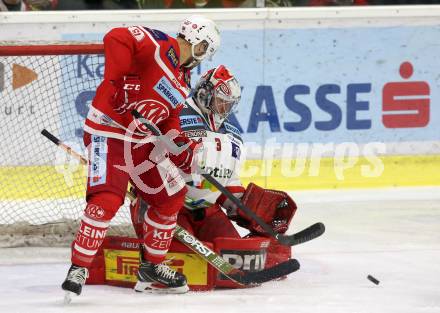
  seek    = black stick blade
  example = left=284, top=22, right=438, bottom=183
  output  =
left=231, top=259, right=300, bottom=285
left=278, top=222, right=326, bottom=246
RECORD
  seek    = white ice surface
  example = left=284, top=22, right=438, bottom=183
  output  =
left=1, top=187, right=439, bottom=313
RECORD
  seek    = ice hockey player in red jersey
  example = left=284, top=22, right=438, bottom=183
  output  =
left=61, top=15, right=221, bottom=298
left=130, top=65, right=297, bottom=288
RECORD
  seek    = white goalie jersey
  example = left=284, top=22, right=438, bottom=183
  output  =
left=180, top=98, right=243, bottom=211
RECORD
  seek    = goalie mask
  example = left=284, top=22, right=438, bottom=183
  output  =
left=178, top=15, right=221, bottom=69
left=193, top=65, right=241, bottom=120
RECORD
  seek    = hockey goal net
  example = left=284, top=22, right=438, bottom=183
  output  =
left=0, top=42, right=135, bottom=247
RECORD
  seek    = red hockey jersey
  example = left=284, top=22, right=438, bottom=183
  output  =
left=84, top=26, right=191, bottom=142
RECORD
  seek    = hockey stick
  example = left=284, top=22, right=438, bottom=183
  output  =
left=173, top=225, right=300, bottom=286
left=131, top=110, right=325, bottom=247
left=41, top=129, right=300, bottom=286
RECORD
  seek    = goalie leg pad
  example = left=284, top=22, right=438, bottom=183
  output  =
left=214, top=236, right=271, bottom=288
left=196, top=204, right=241, bottom=242
left=129, top=194, right=146, bottom=240
left=264, top=237, right=292, bottom=269
left=176, top=209, right=196, bottom=236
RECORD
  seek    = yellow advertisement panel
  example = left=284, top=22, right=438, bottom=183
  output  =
left=104, top=249, right=208, bottom=285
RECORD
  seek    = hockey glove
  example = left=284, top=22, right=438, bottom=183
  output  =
left=169, top=136, right=201, bottom=174
left=110, top=75, right=141, bottom=114
left=216, top=186, right=245, bottom=218
left=229, top=183, right=297, bottom=235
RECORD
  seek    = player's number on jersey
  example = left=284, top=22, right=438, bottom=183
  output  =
left=215, top=138, right=221, bottom=151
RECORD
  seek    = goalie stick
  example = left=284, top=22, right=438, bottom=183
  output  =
left=130, top=110, right=326, bottom=247
left=173, top=225, right=299, bottom=286
left=41, top=129, right=300, bottom=286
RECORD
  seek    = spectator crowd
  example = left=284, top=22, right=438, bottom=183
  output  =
left=0, top=0, right=439, bottom=11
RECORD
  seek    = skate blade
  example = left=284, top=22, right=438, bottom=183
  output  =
left=134, top=281, right=189, bottom=294
left=63, top=291, right=75, bottom=304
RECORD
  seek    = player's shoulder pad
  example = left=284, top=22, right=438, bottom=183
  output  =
left=126, top=26, right=147, bottom=42
left=221, top=121, right=243, bottom=143
left=143, top=27, right=169, bottom=42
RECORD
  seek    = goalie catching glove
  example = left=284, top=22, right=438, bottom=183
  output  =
left=218, top=183, right=297, bottom=235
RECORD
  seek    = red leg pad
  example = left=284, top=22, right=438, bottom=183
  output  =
left=196, top=204, right=241, bottom=242
left=214, top=236, right=271, bottom=288
left=265, top=237, right=292, bottom=269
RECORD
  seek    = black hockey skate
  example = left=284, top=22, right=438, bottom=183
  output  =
left=61, top=264, right=89, bottom=302
left=134, top=258, right=189, bottom=294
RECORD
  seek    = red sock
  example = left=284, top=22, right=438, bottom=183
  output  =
left=71, top=192, right=122, bottom=267
left=142, top=207, right=177, bottom=264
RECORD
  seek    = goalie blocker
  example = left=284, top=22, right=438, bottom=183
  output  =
left=85, top=183, right=297, bottom=290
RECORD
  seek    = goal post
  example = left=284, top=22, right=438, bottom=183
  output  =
left=0, top=42, right=134, bottom=247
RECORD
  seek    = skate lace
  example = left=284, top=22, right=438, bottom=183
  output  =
left=155, top=260, right=177, bottom=280
left=67, top=267, right=89, bottom=285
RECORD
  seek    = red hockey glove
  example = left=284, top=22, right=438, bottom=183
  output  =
left=229, top=183, right=297, bottom=235
left=216, top=186, right=245, bottom=218
left=110, top=75, right=141, bottom=114
left=169, top=136, right=201, bottom=174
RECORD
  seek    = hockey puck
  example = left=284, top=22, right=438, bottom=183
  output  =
left=367, top=275, right=380, bottom=285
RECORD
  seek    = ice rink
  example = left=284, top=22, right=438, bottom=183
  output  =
left=1, top=187, right=439, bottom=313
